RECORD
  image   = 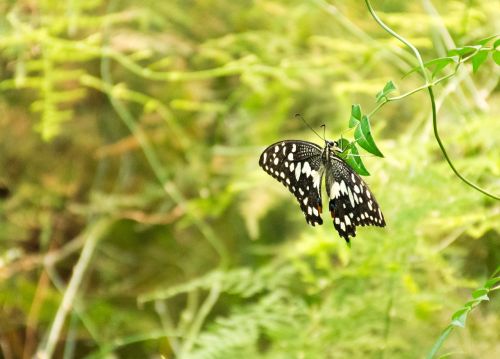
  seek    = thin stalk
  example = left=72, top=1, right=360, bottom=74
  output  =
left=428, top=87, right=499, bottom=199
left=364, top=0, right=499, bottom=200
left=364, top=0, right=430, bottom=84
left=35, top=219, right=111, bottom=359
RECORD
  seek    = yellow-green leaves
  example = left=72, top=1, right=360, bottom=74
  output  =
left=354, top=116, right=384, bottom=158
left=337, top=138, right=370, bottom=176
left=471, top=49, right=489, bottom=73
left=375, top=80, right=396, bottom=103
left=349, top=104, right=362, bottom=128
left=338, top=104, right=384, bottom=176
left=349, top=104, right=384, bottom=158
left=428, top=267, right=500, bottom=358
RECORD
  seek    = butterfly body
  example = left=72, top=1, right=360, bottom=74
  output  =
left=259, top=139, right=385, bottom=243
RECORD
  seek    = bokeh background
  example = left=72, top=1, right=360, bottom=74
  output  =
left=1, top=0, right=499, bottom=358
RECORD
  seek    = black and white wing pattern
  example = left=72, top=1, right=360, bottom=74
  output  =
left=259, top=139, right=385, bottom=243
left=258, top=140, right=324, bottom=226
left=324, top=154, right=385, bottom=242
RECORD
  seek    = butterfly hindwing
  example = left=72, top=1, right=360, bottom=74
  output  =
left=259, top=140, right=324, bottom=226
left=259, top=138, right=386, bottom=243
left=325, top=154, right=385, bottom=241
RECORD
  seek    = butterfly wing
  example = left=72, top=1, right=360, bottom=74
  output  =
left=325, top=154, right=385, bottom=242
left=259, top=140, right=324, bottom=226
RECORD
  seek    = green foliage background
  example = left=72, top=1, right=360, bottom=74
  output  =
left=0, top=0, right=499, bottom=358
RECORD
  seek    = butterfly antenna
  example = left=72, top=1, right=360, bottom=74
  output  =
left=294, top=114, right=325, bottom=141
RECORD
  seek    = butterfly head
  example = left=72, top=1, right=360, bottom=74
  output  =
left=325, top=140, right=343, bottom=153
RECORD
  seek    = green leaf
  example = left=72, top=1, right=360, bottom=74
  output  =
left=463, top=299, right=485, bottom=309
left=476, top=34, right=499, bottom=46
left=430, top=57, right=457, bottom=78
left=492, top=51, right=500, bottom=66
left=349, top=104, right=362, bottom=128
left=471, top=50, right=489, bottom=73
left=484, top=276, right=500, bottom=289
left=471, top=288, right=489, bottom=300
left=451, top=308, right=470, bottom=328
left=338, top=138, right=350, bottom=152
left=494, top=39, right=500, bottom=49
left=403, top=57, right=458, bottom=79
left=447, top=45, right=480, bottom=57
left=354, top=116, right=383, bottom=157
left=337, top=139, right=370, bottom=176
left=342, top=143, right=370, bottom=176
left=375, top=80, right=396, bottom=102
left=427, top=325, right=454, bottom=359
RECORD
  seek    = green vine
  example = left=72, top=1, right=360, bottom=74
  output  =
left=363, top=0, right=499, bottom=200
left=364, top=0, right=500, bottom=356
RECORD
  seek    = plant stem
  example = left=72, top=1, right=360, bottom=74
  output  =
left=428, top=87, right=499, bottom=199
left=364, top=0, right=429, bottom=84
left=35, top=219, right=111, bottom=359
left=364, top=0, right=499, bottom=200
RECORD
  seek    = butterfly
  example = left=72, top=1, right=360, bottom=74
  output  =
left=259, top=139, right=385, bottom=243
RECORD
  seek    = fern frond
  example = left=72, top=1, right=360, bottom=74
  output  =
left=139, top=264, right=297, bottom=304
left=186, top=290, right=307, bottom=359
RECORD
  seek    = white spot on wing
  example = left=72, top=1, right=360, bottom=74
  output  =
left=302, top=161, right=311, bottom=176
left=351, top=173, right=356, bottom=182
left=288, top=153, right=294, bottom=161
left=311, top=170, right=321, bottom=191
left=368, top=200, right=373, bottom=210
left=289, top=163, right=295, bottom=172
left=340, top=222, right=346, bottom=231
left=274, top=157, right=279, bottom=165
left=313, top=207, right=319, bottom=216
left=354, top=185, right=360, bottom=193
left=340, top=180, right=347, bottom=195
left=344, top=215, right=351, bottom=226
left=348, top=187, right=355, bottom=207
left=299, top=188, right=304, bottom=195
left=292, top=144, right=297, bottom=152
left=263, top=153, right=267, bottom=163
left=295, top=162, right=301, bottom=181
left=331, top=182, right=340, bottom=199
left=303, top=197, right=308, bottom=205
left=335, top=217, right=340, bottom=224
left=274, top=145, right=279, bottom=153
left=307, top=206, right=312, bottom=215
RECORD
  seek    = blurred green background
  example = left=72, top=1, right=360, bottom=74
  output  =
left=0, top=0, right=499, bottom=358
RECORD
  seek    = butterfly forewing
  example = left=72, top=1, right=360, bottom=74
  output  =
left=258, top=140, right=324, bottom=226
left=259, top=139, right=385, bottom=243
